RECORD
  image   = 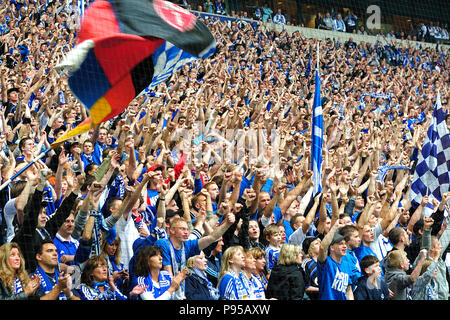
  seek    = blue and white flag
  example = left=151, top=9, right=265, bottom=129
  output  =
left=311, top=69, right=323, bottom=196
left=376, top=164, right=410, bottom=183
left=410, top=92, right=450, bottom=208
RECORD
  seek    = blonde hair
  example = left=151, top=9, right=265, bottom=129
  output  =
left=217, top=246, right=245, bottom=287
left=420, top=259, right=434, bottom=275
left=247, top=247, right=265, bottom=260
left=101, top=236, right=122, bottom=267
left=186, top=252, right=205, bottom=275
left=278, top=243, right=302, bottom=265
left=387, top=250, right=407, bottom=269
left=0, top=243, right=30, bottom=293
left=306, top=238, right=321, bottom=259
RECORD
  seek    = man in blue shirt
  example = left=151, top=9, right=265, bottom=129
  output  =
left=53, top=213, right=79, bottom=274
left=154, top=210, right=235, bottom=299
left=317, top=221, right=354, bottom=300
left=91, top=126, right=109, bottom=165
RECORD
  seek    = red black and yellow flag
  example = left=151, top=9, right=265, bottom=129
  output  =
left=52, top=0, right=216, bottom=147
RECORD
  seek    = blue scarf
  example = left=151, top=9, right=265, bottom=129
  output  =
left=14, top=276, right=23, bottom=294
left=35, top=265, right=66, bottom=300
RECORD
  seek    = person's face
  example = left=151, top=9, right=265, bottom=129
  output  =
left=61, top=213, right=75, bottom=236
left=268, top=232, right=281, bottom=246
left=207, top=184, right=219, bottom=200
left=324, top=217, right=332, bottom=234
left=195, top=195, right=207, bottom=210
left=248, top=220, right=260, bottom=241
left=193, top=252, right=208, bottom=271
left=230, top=249, right=246, bottom=268
left=148, top=252, right=163, bottom=270
left=92, top=261, right=108, bottom=282
left=258, top=193, right=271, bottom=210
left=398, top=209, right=410, bottom=224
left=37, top=243, right=58, bottom=269
left=310, top=239, right=321, bottom=256
left=286, top=200, right=299, bottom=217
left=331, top=240, right=347, bottom=257
left=347, top=231, right=361, bottom=249
left=361, top=225, right=374, bottom=243
left=254, top=255, right=265, bottom=272
left=166, top=199, right=179, bottom=211
left=22, top=139, right=34, bottom=155
left=8, top=90, right=18, bottom=101
left=83, top=141, right=93, bottom=154
left=244, top=252, right=256, bottom=271
left=37, top=208, right=48, bottom=229
left=98, top=129, right=108, bottom=144
left=171, top=221, right=190, bottom=242
left=105, top=241, right=119, bottom=257
left=365, top=262, right=382, bottom=278
left=54, top=117, right=64, bottom=129
left=109, top=200, right=122, bottom=216
left=355, top=195, right=364, bottom=208
left=9, top=247, right=21, bottom=271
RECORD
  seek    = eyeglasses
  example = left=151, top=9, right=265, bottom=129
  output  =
left=95, top=264, right=107, bottom=269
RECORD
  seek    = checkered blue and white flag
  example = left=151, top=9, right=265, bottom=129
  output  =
left=311, top=69, right=323, bottom=196
left=410, top=92, right=450, bottom=208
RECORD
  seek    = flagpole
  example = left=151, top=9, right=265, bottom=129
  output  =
left=0, top=148, right=52, bottom=191
left=316, top=41, right=319, bottom=70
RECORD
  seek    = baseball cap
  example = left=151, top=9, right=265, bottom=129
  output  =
left=7, top=87, right=19, bottom=95
left=330, top=232, right=345, bottom=245
left=302, top=236, right=318, bottom=254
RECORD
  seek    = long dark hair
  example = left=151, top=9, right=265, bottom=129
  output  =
left=134, top=246, right=163, bottom=277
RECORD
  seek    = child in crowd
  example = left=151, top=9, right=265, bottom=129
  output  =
left=354, top=255, right=390, bottom=300
left=263, top=224, right=282, bottom=274
left=384, top=248, right=428, bottom=300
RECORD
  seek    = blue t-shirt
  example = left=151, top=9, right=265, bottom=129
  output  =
left=218, top=270, right=253, bottom=300
left=53, top=234, right=79, bottom=266
left=317, top=256, right=353, bottom=300
left=130, top=271, right=172, bottom=300
left=154, top=238, right=200, bottom=272
left=354, top=244, right=384, bottom=277
left=283, top=219, right=293, bottom=242
left=342, top=249, right=362, bottom=287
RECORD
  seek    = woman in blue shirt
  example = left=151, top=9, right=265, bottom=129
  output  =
left=77, top=255, right=129, bottom=300
left=130, top=245, right=185, bottom=300
left=217, top=246, right=254, bottom=300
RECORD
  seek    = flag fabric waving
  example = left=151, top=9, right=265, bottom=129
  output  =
left=410, top=92, right=450, bottom=208
left=52, top=0, right=216, bottom=147
left=311, top=69, right=323, bottom=196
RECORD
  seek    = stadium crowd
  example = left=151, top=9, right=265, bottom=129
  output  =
left=0, top=0, right=449, bottom=301
left=182, top=0, right=450, bottom=44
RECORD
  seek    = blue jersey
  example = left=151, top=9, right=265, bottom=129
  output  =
left=342, top=249, right=362, bottom=287
left=130, top=271, right=172, bottom=300
left=264, top=245, right=280, bottom=273
left=53, top=234, right=79, bottom=266
left=354, top=244, right=384, bottom=277
left=317, top=256, right=353, bottom=300
left=218, top=270, right=253, bottom=300
left=154, top=238, right=200, bottom=272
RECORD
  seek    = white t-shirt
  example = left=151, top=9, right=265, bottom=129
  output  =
left=4, top=198, right=17, bottom=243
